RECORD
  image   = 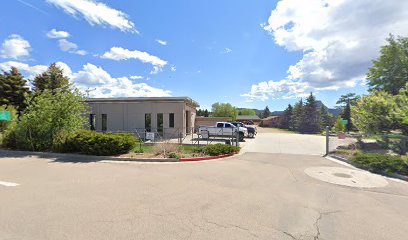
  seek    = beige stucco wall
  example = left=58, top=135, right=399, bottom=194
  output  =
left=86, top=101, right=196, bottom=137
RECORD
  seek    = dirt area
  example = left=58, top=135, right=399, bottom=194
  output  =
left=255, top=126, right=295, bottom=134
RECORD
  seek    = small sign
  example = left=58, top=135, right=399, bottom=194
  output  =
left=146, top=132, right=155, bottom=141
left=341, top=119, right=348, bottom=125
left=200, top=130, right=209, bottom=139
left=0, top=111, right=11, bottom=121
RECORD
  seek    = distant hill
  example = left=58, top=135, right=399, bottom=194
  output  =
left=238, top=101, right=342, bottom=118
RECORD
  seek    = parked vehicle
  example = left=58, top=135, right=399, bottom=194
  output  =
left=230, top=122, right=257, bottom=138
left=198, top=122, right=247, bottom=141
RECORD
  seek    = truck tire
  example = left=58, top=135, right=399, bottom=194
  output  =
left=248, top=132, right=254, bottom=138
left=239, top=132, right=244, bottom=142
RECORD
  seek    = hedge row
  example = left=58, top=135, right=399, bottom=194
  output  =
left=350, top=153, right=408, bottom=176
left=194, top=144, right=240, bottom=156
left=53, top=130, right=138, bottom=156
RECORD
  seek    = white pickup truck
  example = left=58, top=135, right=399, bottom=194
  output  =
left=198, top=122, right=248, bottom=141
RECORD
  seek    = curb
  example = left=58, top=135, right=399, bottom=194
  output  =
left=0, top=149, right=178, bottom=163
left=179, top=152, right=238, bottom=162
left=328, top=154, right=408, bottom=182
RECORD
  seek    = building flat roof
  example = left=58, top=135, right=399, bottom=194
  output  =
left=85, top=96, right=199, bottom=107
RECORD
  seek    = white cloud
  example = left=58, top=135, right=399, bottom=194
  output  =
left=129, top=75, right=143, bottom=80
left=101, top=47, right=167, bottom=73
left=156, top=39, right=167, bottom=46
left=221, top=47, right=232, bottom=54
left=241, top=79, right=310, bottom=102
left=70, top=63, right=171, bottom=97
left=170, top=65, right=176, bottom=72
left=46, top=29, right=70, bottom=38
left=244, top=0, right=408, bottom=101
left=0, top=61, right=171, bottom=97
left=58, top=39, right=87, bottom=55
left=0, top=61, right=47, bottom=78
left=0, top=34, right=31, bottom=59
left=47, top=0, right=137, bottom=33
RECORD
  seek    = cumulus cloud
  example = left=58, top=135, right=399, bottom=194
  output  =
left=46, top=29, right=70, bottom=38
left=170, top=65, right=176, bottom=72
left=101, top=47, right=167, bottom=74
left=70, top=63, right=171, bottom=97
left=0, top=61, right=47, bottom=78
left=0, top=34, right=31, bottom=59
left=0, top=61, right=171, bottom=97
left=47, top=0, right=137, bottom=33
left=243, top=0, right=408, bottom=101
left=156, top=39, right=167, bottom=46
left=58, top=39, right=87, bottom=55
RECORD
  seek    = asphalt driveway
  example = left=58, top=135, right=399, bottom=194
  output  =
left=0, top=133, right=407, bottom=240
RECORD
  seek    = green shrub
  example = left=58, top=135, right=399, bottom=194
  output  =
left=9, top=89, right=87, bottom=151
left=194, top=144, right=240, bottom=156
left=0, top=120, right=17, bottom=149
left=168, top=152, right=180, bottom=159
left=350, top=153, right=408, bottom=175
left=52, top=130, right=138, bottom=156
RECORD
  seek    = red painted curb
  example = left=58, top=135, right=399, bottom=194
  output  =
left=179, top=152, right=238, bottom=162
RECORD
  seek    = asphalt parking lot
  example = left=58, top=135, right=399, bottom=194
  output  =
left=1, top=133, right=407, bottom=240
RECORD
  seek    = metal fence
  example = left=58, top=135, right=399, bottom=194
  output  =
left=133, top=127, right=240, bottom=147
left=325, top=126, right=408, bottom=156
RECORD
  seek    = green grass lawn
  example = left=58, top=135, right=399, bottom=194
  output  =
left=133, top=143, right=199, bottom=154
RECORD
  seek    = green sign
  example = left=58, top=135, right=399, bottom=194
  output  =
left=341, top=119, right=348, bottom=125
left=0, top=111, right=11, bottom=121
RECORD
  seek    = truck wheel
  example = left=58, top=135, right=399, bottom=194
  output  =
left=239, top=132, right=244, bottom=142
left=248, top=132, right=254, bottom=138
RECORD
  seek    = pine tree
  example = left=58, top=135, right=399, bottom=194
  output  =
left=263, top=106, right=271, bottom=118
left=290, top=99, right=303, bottom=131
left=33, top=63, right=70, bottom=93
left=204, top=109, right=209, bottom=117
left=299, top=93, right=321, bottom=134
left=0, top=67, right=30, bottom=117
left=320, top=105, right=332, bottom=129
left=341, top=102, right=352, bottom=132
left=279, top=104, right=293, bottom=129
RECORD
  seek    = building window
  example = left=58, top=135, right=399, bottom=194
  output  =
left=169, top=113, right=174, bottom=128
left=101, top=114, right=107, bottom=132
left=89, top=114, right=96, bottom=131
left=157, top=113, right=163, bottom=134
left=145, top=113, right=151, bottom=132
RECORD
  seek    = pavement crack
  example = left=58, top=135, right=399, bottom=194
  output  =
left=313, top=210, right=341, bottom=240
left=202, top=217, right=260, bottom=239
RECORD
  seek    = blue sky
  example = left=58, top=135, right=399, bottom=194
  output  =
left=1, top=0, right=407, bottom=111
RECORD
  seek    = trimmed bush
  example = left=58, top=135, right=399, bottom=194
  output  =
left=194, top=144, right=240, bottom=156
left=350, top=153, right=408, bottom=176
left=54, top=130, right=138, bottom=156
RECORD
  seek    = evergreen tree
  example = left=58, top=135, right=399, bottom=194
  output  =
left=262, top=106, right=271, bottom=118
left=204, top=109, right=209, bottom=117
left=290, top=99, right=303, bottom=131
left=336, top=93, right=358, bottom=132
left=341, top=102, right=352, bottom=132
left=299, top=93, right=321, bottom=134
left=320, top=105, right=332, bottom=129
left=0, top=67, right=30, bottom=117
left=279, top=104, right=293, bottom=129
left=33, top=63, right=70, bottom=93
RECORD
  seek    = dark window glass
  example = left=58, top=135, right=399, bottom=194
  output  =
left=157, top=113, right=163, bottom=133
left=101, top=114, right=107, bottom=131
left=225, top=123, right=232, bottom=128
left=217, top=123, right=223, bottom=128
left=169, top=113, right=175, bottom=128
left=90, top=114, right=96, bottom=131
left=145, top=113, right=151, bottom=132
